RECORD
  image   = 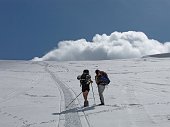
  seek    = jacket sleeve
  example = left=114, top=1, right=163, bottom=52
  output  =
left=95, top=76, right=100, bottom=85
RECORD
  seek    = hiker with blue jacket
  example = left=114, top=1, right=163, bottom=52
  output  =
left=95, top=69, right=110, bottom=105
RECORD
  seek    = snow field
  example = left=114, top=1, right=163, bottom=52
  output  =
left=0, top=58, right=170, bottom=127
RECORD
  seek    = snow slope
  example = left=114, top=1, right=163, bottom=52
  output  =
left=0, top=58, right=170, bottom=127
left=143, top=53, right=170, bottom=58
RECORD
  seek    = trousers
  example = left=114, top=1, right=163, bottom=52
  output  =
left=98, top=84, right=105, bottom=104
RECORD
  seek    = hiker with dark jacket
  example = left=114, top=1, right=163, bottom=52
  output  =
left=95, top=69, right=108, bottom=105
left=77, top=69, right=93, bottom=107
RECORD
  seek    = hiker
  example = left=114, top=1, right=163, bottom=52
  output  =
left=77, top=69, right=93, bottom=107
left=95, top=69, right=110, bottom=105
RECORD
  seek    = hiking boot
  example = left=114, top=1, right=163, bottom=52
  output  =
left=98, top=103, right=104, bottom=106
left=84, top=101, right=89, bottom=107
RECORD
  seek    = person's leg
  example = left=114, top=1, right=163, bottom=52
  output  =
left=83, top=90, right=88, bottom=101
left=83, top=90, right=89, bottom=107
left=98, top=85, right=105, bottom=105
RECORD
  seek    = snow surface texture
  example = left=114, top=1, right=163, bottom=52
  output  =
left=33, top=31, right=170, bottom=61
left=0, top=58, right=170, bottom=127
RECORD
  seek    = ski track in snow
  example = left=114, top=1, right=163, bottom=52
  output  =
left=43, top=62, right=83, bottom=127
left=47, top=63, right=92, bottom=127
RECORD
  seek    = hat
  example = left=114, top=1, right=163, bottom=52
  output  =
left=95, top=69, right=100, bottom=74
left=83, top=69, right=89, bottom=74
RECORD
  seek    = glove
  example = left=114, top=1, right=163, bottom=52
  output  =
left=87, top=80, right=93, bottom=84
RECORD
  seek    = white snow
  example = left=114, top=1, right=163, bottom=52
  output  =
left=0, top=58, right=170, bottom=127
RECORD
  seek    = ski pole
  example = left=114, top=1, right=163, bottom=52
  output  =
left=91, top=83, right=96, bottom=105
left=66, top=92, right=82, bottom=108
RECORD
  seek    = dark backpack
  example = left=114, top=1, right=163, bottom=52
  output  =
left=80, top=73, right=91, bottom=85
left=100, top=71, right=110, bottom=85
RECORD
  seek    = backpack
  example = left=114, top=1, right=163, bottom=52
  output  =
left=79, top=69, right=91, bottom=85
left=80, top=73, right=91, bottom=85
left=100, top=71, right=110, bottom=85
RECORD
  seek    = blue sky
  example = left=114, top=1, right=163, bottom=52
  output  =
left=0, top=0, right=170, bottom=60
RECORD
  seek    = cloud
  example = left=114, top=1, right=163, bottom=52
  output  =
left=32, top=31, right=170, bottom=61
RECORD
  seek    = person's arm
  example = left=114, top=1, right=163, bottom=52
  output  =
left=95, top=76, right=101, bottom=85
left=86, top=75, right=93, bottom=84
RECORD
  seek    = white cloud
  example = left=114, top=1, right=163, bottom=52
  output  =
left=32, top=31, right=170, bottom=61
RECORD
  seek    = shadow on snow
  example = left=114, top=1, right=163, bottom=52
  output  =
left=52, top=105, right=96, bottom=115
